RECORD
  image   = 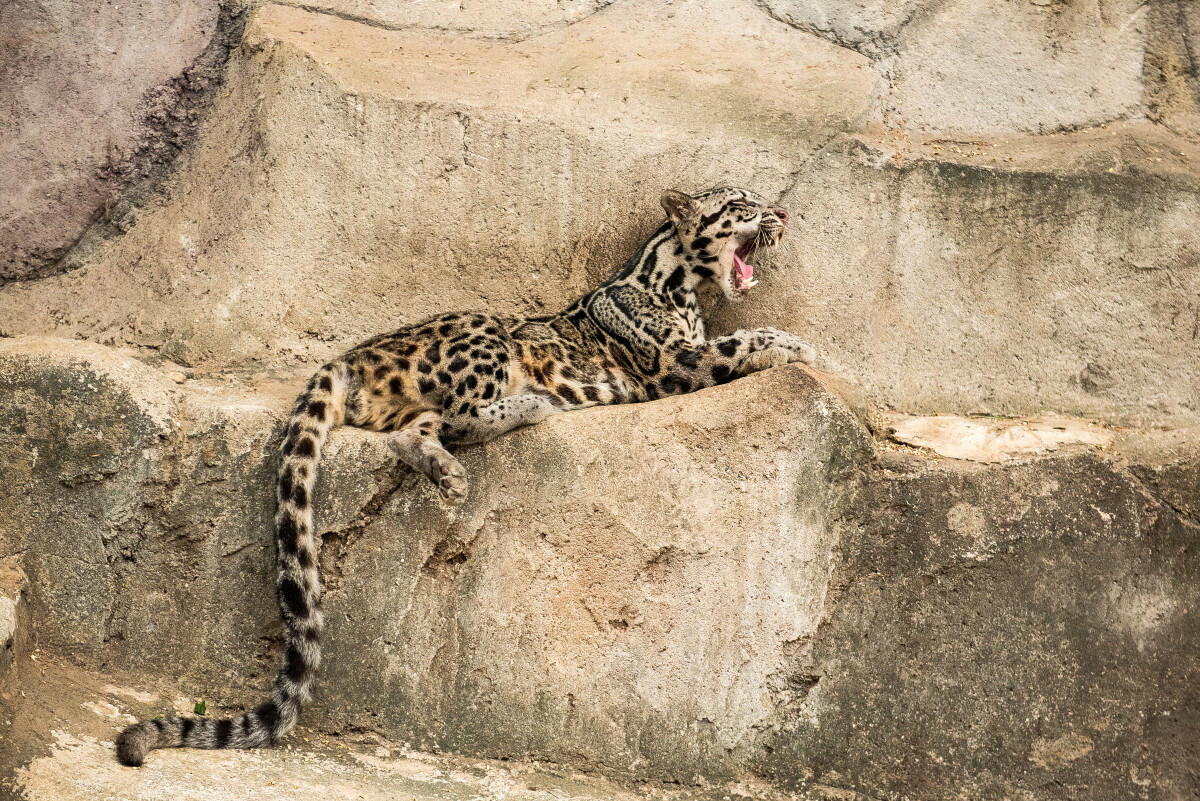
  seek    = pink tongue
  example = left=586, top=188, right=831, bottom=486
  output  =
left=733, top=253, right=753, bottom=281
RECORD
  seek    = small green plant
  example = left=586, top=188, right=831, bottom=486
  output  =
left=193, top=700, right=207, bottom=716
left=153, top=714, right=165, bottom=721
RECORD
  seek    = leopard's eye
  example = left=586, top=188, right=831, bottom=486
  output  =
left=727, top=202, right=758, bottom=218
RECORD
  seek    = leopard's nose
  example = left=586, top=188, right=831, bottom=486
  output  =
left=772, top=207, right=789, bottom=224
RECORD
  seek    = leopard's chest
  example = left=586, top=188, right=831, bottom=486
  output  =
left=682, top=307, right=705, bottom=344
left=672, top=292, right=705, bottom=345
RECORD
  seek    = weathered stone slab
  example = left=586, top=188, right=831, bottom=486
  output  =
left=2, top=337, right=1195, bottom=800
left=881, top=0, right=1148, bottom=134
left=0, top=0, right=871, bottom=371
left=713, top=125, right=1200, bottom=425
left=764, top=0, right=1150, bottom=134
left=885, top=413, right=1111, bottom=462
left=0, top=0, right=230, bottom=281
left=310, top=361, right=870, bottom=783
left=755, top=452, right=1200, bottom=801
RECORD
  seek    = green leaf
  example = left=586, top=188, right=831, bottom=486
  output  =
left=194, top=700, right=207, bottom=716
left=153, top=714, right=165, bottom=721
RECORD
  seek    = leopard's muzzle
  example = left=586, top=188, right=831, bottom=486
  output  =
left=732, top=207, right=789, bottom=293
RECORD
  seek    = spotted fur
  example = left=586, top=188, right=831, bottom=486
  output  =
left=115, top=187, right=816, bottom=766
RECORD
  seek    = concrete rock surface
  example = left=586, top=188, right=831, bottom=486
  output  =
left=763, top=0, right=1149, bottom=134
left=4, top=657, right=803, bottom=801
left=0, top=2, right=1196, bottom=427
left=0, top=0, right=244, bottom=282
left=877, top=0, right=1147, bottom=135
left=1, top=337, right=1196, bottom=800
left=0, top=337, right=870, bottom=783
left=714, top=126, right=1200, bottom=425
left=2, top=0, right=1199, bottom=799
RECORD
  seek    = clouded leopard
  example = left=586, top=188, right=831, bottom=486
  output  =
left=116, top=186, right=817, bottom=765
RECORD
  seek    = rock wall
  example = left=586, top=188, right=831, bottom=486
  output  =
left=0, top=1, right=1196, bottom=425
left=1, top=338, right=1196, bottom=800
left=2, top=1, right=1198, bottom=799
left=764, top=0, right=1151, bottom=135
left=758, top=449, right=1200, bottom=799
left=0, top=0, right=245, bottom=282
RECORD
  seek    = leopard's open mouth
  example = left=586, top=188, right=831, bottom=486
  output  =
left=721, top=208, right=787, bottom=300
left=732, top=222, right=784, bottom=294
left=733, top=241, right=758, bottom=293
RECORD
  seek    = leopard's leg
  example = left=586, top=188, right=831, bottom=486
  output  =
left=441, top=393, right=561, bottom=445
left=386, top=410, right=469, bottom=504
left=654, top=328, right=816, bottom=396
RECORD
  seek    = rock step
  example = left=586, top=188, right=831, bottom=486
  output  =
left=2, top=336, right=1197, bottom=800
left=0, top=0, right=870, bottom=372
left=4, top=656, right=802, bottom=801
left=747, top=122, right=1200, bottom=427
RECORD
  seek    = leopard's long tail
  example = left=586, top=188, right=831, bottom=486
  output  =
left=116, top=362, right=351, bottom=766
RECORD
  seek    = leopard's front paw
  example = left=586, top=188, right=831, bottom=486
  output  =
left=430, top=454, right=468, bottom=504
left=738, top=347, right=793, bottom=376
left=438, top=473, right=468, bottom=504
left=788, top=341, right=816, bottom=365
left=752, top=329, right=817, bottom=366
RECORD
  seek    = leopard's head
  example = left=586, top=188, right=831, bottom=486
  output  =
left=660, top=187, right=789, bottom=301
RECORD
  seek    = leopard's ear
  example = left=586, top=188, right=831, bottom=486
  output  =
left=660, top=189, right=700, bottom=224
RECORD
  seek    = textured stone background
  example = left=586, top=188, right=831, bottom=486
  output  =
left=1, top=0, right=1197, bottom=424
left=0, top=0, right=249, bottom=281
left=1, top=1, right=1198, bottom=799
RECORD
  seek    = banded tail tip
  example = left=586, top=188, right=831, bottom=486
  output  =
left=116, top=722, right=153, bottom=766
